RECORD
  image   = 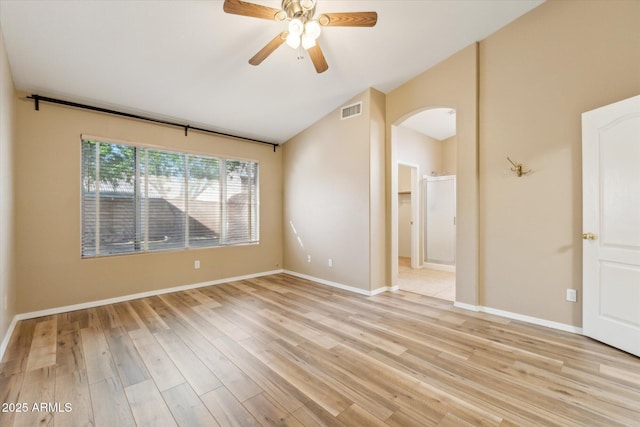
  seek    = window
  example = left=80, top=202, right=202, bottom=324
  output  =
left=81, top=139, right=258, bottom=257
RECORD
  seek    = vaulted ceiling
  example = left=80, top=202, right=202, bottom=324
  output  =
left=0, top=0, right=543, bottom=144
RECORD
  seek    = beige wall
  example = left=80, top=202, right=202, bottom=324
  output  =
left=478, top=0, right=640, bottom=326
left=368, top=89, right=387, bottom=290
left=14, top=97, right=283, bottom=313
left=397, top=126, right=442, bottom=177
left=441, top=135, right=457, bottom=175
left=387, top=44, right=479, bottom=304
left=0, top=27, right=17, bottom=345
left=283, top=88, right=386, bottom=292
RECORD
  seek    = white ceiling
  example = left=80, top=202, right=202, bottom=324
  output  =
left=401, top=108, right=457, bottom=141
left=0, top=0, right=543, bottom=144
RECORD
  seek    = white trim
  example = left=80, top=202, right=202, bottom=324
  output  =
left=454, top=302, right=583, bottom=334
left=397, top=161, right=421, bottom=270
left=13, top=269, right=283, bottom=322
left=372, top=285, right=399, bottom=295
left=0, top=315, right=19, bottom=362
left=423, top=262, right=456, bottom=272
left=453, top=301, right=480, bottom=312
left=283, top=270, right=396, bottom=296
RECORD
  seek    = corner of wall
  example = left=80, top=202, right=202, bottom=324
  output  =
left=0, top=24, right=18, bottom=356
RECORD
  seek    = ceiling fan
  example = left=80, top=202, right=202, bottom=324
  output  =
left=223, top=0, right=378, bottom=73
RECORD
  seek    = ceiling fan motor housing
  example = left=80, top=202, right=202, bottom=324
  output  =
left=281, top=0, right=316, bottom=21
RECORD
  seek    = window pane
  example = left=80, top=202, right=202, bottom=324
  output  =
left=225, top=160, right=259, bottom=244
left=97, top=143, right=137, bottom=255
left=144, top=149, right=186, bottom=251
left=187, top=155, right=221, bottom=247
left=81, top=141, right=97, bottom=256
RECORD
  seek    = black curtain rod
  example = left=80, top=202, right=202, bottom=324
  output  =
left=27, top=94, right=279, bottom=152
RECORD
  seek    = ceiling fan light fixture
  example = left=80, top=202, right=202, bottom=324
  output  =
left=288, top=18, right=304, bottom=36
left=300, top=0, right=316, bottom=11
left=301, top=33, right=316, bottom=50
left=305, top=20, right=321, bottom=39
left=285, top=32, right=301, bottom=49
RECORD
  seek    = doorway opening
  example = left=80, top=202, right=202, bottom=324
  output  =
left=394, top=107, right=457, bottom=301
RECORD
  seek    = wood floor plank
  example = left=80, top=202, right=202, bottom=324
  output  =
left=162, top=382, right=220, bottom=427
left=89, top=376, right=136, bottom=427
left=25, top=317, right=57, bottom=371
left=0, top=371, right=24, bottom=427
left=291, top=403, right=347, bottom=427
left=1, top=318, right=36, bottom=366
left=12, top=366, right=55, bottom=427
left=54, top=370, right=94, bottom=427
left=200, top=386, right=261, bottom=427
left=55, top=326, right=85, bottom=377
left=337, top=403, right=389, bottom=426
left=125, top=379, right=177, bottom=427
left=104, top=326, right=151, bottom=387
left=268, top=338, right=396, bottom=421
left=193, top=304, right=251, bottom=340
left=243, top=392, right=305, bottom=427
left=54, top=318, right=93, bottom=427
left=212, top=335, right=306, bottom=413
left=240, top=337, right=353, bottom=417
left=96, top=304, right=122, bottom=330
left=128, top=327, right=185, bottom=391
left=129, top=298, right=171, bottom=333
left=80, top=326, right=118, bottom=385
left=1, top=273, right=639, bottom=426
left=113, top=302, right=146, bottom=332
left=154, top=330, right=222, bottom=396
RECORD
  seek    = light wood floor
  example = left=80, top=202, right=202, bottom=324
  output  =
left=1, top=274, right=639, bottom=426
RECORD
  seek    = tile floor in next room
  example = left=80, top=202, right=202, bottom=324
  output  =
left=397, top=257, right=455, bottom=301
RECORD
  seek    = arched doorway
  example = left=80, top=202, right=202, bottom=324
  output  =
left=393, top=107, right=457, bottom=301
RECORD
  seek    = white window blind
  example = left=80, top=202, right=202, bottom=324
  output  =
left=81, top=139, right=259, bottom=257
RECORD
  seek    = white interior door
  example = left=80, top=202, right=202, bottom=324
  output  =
left=582, top=94, right=640, bottom=357
left=425, top=176, right=456, bottom=265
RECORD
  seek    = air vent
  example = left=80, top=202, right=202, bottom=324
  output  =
left=341, top=102, right=362, bottom=120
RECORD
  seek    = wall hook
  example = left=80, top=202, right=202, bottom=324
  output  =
left=507, top=157, right=532, bottom=177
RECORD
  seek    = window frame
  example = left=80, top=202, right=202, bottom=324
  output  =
left=80, top=136, right=260, bottom=258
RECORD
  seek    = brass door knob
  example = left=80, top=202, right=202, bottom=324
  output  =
left=582, top=233, right=596, bottom=240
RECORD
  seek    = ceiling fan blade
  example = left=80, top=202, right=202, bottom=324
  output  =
left=318, top=12, right=378, bottom=27
left=223, top=0, right=281, bottom=21
left=308, top=43, right=328, bottom=74
left=249, top=32, right=288, bottom=66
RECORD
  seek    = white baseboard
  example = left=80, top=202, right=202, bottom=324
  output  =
left=283, top=270, right=396, bottom=296
left=0, top=315, right=19, bottom=363
left=453, top=301, right=480, bottom=312
left=424, top=262, right=456, bottom=272
left=12, top=269, right=284, bottom=323
left=454, top=301, right=583, bottom=334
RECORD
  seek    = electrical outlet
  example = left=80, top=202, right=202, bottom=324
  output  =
left=307, top=255, right=311, bottom=263
left=194, top=260, right=200, bottom=269
left=328, top=258, right=333, bottom=267
left=566, top=288, right=577, bottom=302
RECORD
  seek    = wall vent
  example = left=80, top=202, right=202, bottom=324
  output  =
left=341, top=102, right=362, bottom=120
